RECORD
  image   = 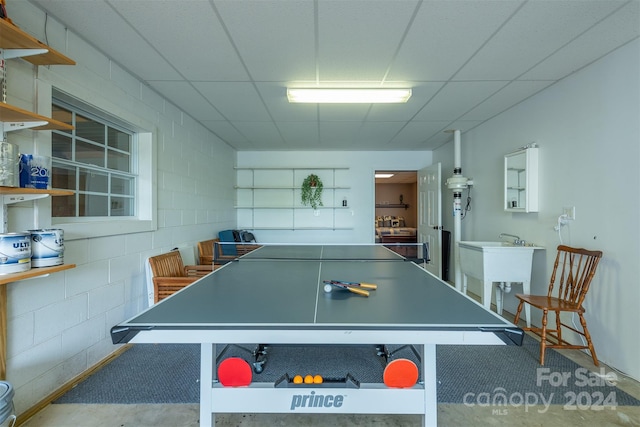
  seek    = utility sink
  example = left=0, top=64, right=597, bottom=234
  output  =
left=458, top=241, right=544, bottom=326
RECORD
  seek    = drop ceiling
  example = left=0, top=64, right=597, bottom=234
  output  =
left=28, top=0, right=640, bottom=151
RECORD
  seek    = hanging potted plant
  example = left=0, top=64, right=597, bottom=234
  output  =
left=301, top=173, right=323, bottom=209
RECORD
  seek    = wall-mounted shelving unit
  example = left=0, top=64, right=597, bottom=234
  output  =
left=235, top=167, right=352, bottom=230
left=0, top=19, right=76, bottom=379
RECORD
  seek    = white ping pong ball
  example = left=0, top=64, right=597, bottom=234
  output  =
left=324, top=284, right=332, bottom=293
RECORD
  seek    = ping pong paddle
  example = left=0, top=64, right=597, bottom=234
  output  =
left=383, top=358, right=419, bottom=388
left=218, top=357, right=252, bottom=387
left=328, top=280, right=377, bottom=290
left=323, top=280, right=370, bottom=297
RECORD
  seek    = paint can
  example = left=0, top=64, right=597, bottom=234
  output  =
left=0, top=233, right=31, bottom=274
left=0, top=381, right=15, bottom=427
left=29, top=229, right=64, bottom=267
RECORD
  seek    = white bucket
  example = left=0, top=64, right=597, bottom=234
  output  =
left=29, top=229, right=64, bottom=267
left=0, top=233, right=31, bottom=274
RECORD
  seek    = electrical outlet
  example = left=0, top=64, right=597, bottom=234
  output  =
left=563, top=206, right=576, bottom=220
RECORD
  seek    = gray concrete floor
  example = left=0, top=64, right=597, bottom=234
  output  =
left=20, top=307, right=640, bottom=427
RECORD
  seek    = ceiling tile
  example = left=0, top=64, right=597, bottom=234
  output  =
left=148, top=81, right=225, bottom=121
left=367, top=82, right=445, bottom=121
left=388, top=0, right=524, bottom=81
left=193, top=82, right=271, bottom=121
left=521, top=1, right=640, bottom=80
left=454, top=0, right=628, bottom=80
left=413, top=81, right=508, bottom=121
left=317, top=0, right=419, bottom=81
left=319, top=104, right=371, bottom=122
left=231, top=122, right=285, bottom=149
left=390, top=121, right=451, bottom=147
left=279, top=122, right=320, bottom=146
left=255, top=82, right=318, bottom=121
left=111, top=0, right=248, bottom=81
left=215, top=0, right=317, bottom=82
left=201, top=120, right=249, bottom=146
left=461, top=81, right=555, bottom=121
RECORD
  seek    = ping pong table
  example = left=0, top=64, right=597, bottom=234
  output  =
left=111, top=244, right=523, bottom=427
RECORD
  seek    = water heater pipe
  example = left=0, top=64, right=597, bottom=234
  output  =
left=445, top=130, right=472, bottom=292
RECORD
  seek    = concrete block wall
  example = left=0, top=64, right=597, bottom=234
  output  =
left=3, top=2, right=236, bottom=414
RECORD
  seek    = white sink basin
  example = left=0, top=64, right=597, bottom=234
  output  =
left=458, top=241, right=543, bottom=249
left=457, top=241, right=544, bottom=326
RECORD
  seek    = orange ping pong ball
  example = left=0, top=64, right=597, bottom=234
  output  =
left=304, top=375, right=314, bottom=384
left=313, top=375, right=323, bottom=384
left=293, top=375, right=303, bottom=384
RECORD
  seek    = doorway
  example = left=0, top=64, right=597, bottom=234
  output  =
left=374, top=171, right=418, bottom=256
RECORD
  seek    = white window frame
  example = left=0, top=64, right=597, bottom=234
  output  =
left=48, top=89, right=157, bottom=240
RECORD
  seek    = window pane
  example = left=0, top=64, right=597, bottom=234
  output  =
left=79, top=168, right=108, bottom=193
left=52, top=133, right=73, bottom=160
left=111, top=196, right=133, bottom=216
left=52, top=98, right=137, bottom=220
left=76, top=114, right=105, bottom=144
left=111, top=176, right=133, bottom=195
left=52, top=194, right=76, bottom=217
left=79, top=194, right=108, bottom=216
left=51, top=105, right=72, bottom=134
left=52, top=164, right=76, bottom=190
left=108, top=128, right=131, bottom=151
left=76, top=140, right=104, bottom=167
left=107, top=149, right=130, bottom=172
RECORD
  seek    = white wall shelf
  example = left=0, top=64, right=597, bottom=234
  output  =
left=236, top=167, right=352, bottom=231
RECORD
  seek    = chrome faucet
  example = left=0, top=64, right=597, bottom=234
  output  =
left=499, top=233, right=525, bottom=246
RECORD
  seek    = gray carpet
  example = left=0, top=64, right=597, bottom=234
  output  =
left=55, top=336, right=640, bottom=407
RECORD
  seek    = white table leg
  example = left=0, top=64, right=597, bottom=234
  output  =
left=462, top=274, right=468, bottom=294
left=200, top=343, right=214, bottom=427
left=423, top=343, right=437, bottom=427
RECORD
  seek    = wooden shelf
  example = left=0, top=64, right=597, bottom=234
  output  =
left=0, top=186, right=73, bottom=196
left=376, top=203, right=410, bottom=210
left=0, top=102, right=73, bottom=131
left=0, top=264, right=75, bottom=286
left=0, top=19, right=75, bottom=65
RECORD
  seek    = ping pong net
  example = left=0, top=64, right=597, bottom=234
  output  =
left=212, top=242, right=430, bottom=265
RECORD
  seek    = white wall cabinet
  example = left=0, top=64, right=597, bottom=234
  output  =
left=235, top=167, right=352, bottom=230
left=504, top=147, right=538, bottom=213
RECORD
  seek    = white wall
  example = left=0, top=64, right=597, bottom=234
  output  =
left=236, top=151, right=431, bottom=243
left=435, top=39, right=640, bottom=380
left=4, top=2, right=236, bottom=414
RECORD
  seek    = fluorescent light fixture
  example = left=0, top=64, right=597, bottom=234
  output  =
left=375, top=173, right=395, bottom=178
left=287, top=88, right=411, bottom=103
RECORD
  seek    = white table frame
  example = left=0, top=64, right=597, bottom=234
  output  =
left=128, top=327, right=508, bottom=427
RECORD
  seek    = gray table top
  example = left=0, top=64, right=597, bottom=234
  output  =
left=114, top=246, right=516, bottom=337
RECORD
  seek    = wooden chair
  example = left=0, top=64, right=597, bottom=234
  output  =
left=198, top=238, right=261, bottom=266
left=197, top=239, right=216, bottom=265
left=514, top=245, right=603, bottom=366
left=148, top=250, right=214, bottom=303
